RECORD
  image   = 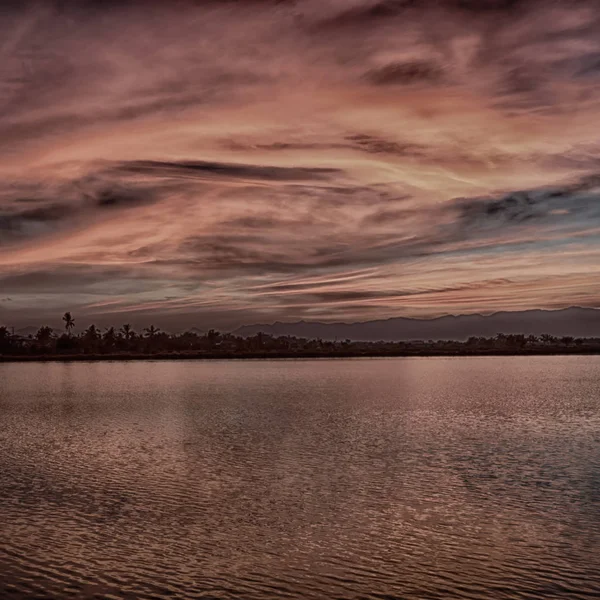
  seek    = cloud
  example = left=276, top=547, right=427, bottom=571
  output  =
left=0, top=265, right=148, bottom=295
left=452, top=175, right=600, bottom=232
left=346, top=134, right=424, bottom=156
left=114, top=160, right=342, bottom=182
left=0, top=203, right=71, bottom=233
left=313, top=1, right=408, bottom=29
left=361, top=206, right=415, bottom=225
left=0, top=174, right=163, bottom=246
left=92, top=187, right=157, bottom=209
left=364, top=60, right=444, bottom=86
left=2, top=0, right=600, bottom=328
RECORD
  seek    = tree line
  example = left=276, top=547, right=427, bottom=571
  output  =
left=1, top=312, right=599, bottom=359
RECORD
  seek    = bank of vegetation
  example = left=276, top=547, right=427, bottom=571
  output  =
left=1, top=312, right=600, bottom=361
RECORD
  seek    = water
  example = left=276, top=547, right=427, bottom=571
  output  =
left=0, top=357, right=599, bottom=599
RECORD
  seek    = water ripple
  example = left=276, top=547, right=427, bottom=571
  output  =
left=1, top=357, right=600, bottom=598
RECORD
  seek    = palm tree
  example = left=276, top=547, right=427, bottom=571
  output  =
left=120, top=323, right=134, bottom=341
left=63, top=312, right=75, bottom=336
left=84, top=324, right=100, bottom=340
left=144, top=325, right=160, bottom=339
left=103, top=327, right=117, bottom=351
left=82, top=324, right=100, bottom=353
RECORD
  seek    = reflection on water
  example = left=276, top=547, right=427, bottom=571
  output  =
left=0, top=356, right=599, bottom=599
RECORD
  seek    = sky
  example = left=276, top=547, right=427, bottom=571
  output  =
left=1, top=0, right=600, bottom=332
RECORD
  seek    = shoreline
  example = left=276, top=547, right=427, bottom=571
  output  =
left=2, top=347, right=600, bottom=363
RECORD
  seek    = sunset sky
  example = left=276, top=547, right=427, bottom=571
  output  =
left=1, top=0, right=600, bottom=331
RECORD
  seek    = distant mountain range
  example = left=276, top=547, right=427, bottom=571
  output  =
left=232, top=307, right=600, bottom=341
left=14, top=326, right=40, bottom=338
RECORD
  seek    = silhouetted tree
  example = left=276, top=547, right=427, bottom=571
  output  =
left=0, top=326, right=11, bottom=353
left=102, top=327, right=117, bottom=351
left=120, top=324, right=134, bottom=341
left=56, top=333, right=77, bottom=353
left=207, top=328, right=221, bottom=349
left=63, top=312, right=75, bottom=336
left=506, top=334, right=526, bottom=348
left=144, top=325, right=160, bottom=339
left=36, top=326, right=54, bottom=345
left=84, top=324, right=99, bottom=340
left=82, top=324, right=100, bottom=353
left=0, top=310, right=597, bottom=358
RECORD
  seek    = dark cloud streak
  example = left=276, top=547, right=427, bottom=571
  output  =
left=115, top=160, right=342, bottom=182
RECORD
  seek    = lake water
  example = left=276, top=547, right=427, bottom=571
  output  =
left=0, top=357, right=599, bottom=599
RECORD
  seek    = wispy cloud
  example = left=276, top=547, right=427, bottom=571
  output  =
left=1, top=0, right=600, bottom=328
